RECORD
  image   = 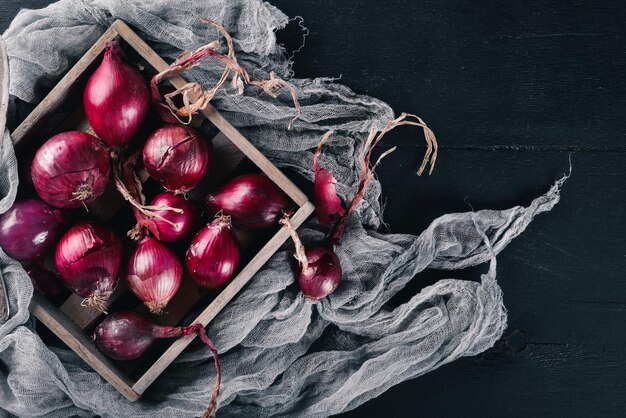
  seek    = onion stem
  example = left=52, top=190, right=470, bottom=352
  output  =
left=279, top=212, right=309, bottom=274
left=151, top=19, right=301, bottom=129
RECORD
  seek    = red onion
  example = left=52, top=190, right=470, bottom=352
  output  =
left=206, top=174, right=291, bottom=229
left=143, top=125, right=212, bottom=194
left=127, top=236, right=182, bottom=314
left=132, top=192, right=199, bottom=242
left=27, top=262, right=65, bottom=297
left=31, top=131, right=111, bottom=209
left=313, top=131, right=345, bottom=227
left=297, top=246, right=342, bottom=301
left=279, top=214, right=342, bottom=301
left=186, top=214, right=240, bottom=289
left=0, top=199, right=67, bottom=261
left=84, top=40, right=150, bottom=148
left=313, top=115, right=437, bottom=243
left=55, top=222, right=122, bottom=311
left=92, top=311, right=221, bottom=416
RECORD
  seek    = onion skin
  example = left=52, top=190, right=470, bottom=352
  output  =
left=0, top=199, right=67, bottom=261
left=31, top=131, right=111, bottom=209
left=27, top=262, right=65, bottom=297
left=135, top=192, right=200, bottom=242
left=143, top=125, right=212, bottom=194
left=206, top=174, right=291, bottom=229
left=54, top=222, right=122, bottom=310
left=313, top=132, right=345, bottom=227
left=84, top=40, right=150, bottom=148
left=298, top=246, right=342, bottom=301
left=92, top=311, right=154, bottom=361
left=186, top=216, right=240, bottom=289
left=127, top=236, right=182, bottom=314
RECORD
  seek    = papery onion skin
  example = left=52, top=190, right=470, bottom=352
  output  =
left=84, top=40, right=150, bottom=148
left=127, top=236, right=182, bottom=314
left=298, top=246, right=342, bottom=301
left=0, top=199, right=67, bottom=261
left=186, top=216, right=240, bottom=289
left=206, top=174, right=291, bottom=230
left=54, top=222, right=122, bottom=309
left=27, top=262, right=65, bottom=297
left=92, top=311, right=154, bottom=361
left=31, top=131, right=111, bottom=209
left=143, top=125, right=212, bottom=194
left=136, top=192, right=199, bottom=242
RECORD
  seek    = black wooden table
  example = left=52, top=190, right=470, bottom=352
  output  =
left=2, top=1, right=625, bottom=417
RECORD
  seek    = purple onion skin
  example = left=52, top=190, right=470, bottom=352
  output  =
left=84, top=40, right=150, bottom=148
left=140, top=192, right=200, bottom=242
left=127, top=236, right=182, bottom=314
left=54, top=222, right=123, bottom=299
left=143, top=125, right=212, bottom=194
left=298, top=246, right=342, bottom=301
left=92, top=311, right=155, bottom=361
left=186, top=217, right=240, bottom=289
left=206, top=174, right=291, bottom=230
left=0, top=199, right=67, bottom=262
left=26, top=263, right=65, bottom=297
left=31, top=131, right=111, bottom=209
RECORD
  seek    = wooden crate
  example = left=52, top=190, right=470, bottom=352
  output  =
left=11, top=20, right=314, bottom=401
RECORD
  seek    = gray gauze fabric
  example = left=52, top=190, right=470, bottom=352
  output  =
left=0, top=1, right=567, bottom=417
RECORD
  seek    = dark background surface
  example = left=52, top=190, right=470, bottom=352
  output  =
left=2, top=1, right=625, bottom=417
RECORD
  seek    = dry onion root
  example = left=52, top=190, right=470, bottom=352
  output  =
left=110, top=152, right=182, bottom=240
left=150, top=19, right=301, bottom=129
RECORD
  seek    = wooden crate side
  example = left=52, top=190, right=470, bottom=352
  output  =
left=132, top=201, right=314, bottom=394
left=29, top=291, right=140, bottom=401
left=10, top=27, right=120, bottom=147
left=112, top=20, right=309, bottom=207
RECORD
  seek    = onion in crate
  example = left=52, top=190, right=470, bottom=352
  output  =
left=84, top=40, right=150, bottom=148
left=126, top=236, right=182, bottom=314
left=54, top=222, right=122, bottom=311
left=31, top=131, right=111, bottom=209
left=0, top=199, right=67, bottom=262
left=186, top=214, right=240, bottom=289
left=205, top=173, right=291, bottom=229
left=132, top=192, right=199, bottom=242
left=143, top=124, right=212, bottom=194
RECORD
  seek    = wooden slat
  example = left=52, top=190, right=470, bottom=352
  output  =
left=132, top=201, right=314, bottom=394
left=112, top=20, right=309, bottom=207
left=29, top=291, right=140, bottom=401
left=10, top=27, right=120, bottom=147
